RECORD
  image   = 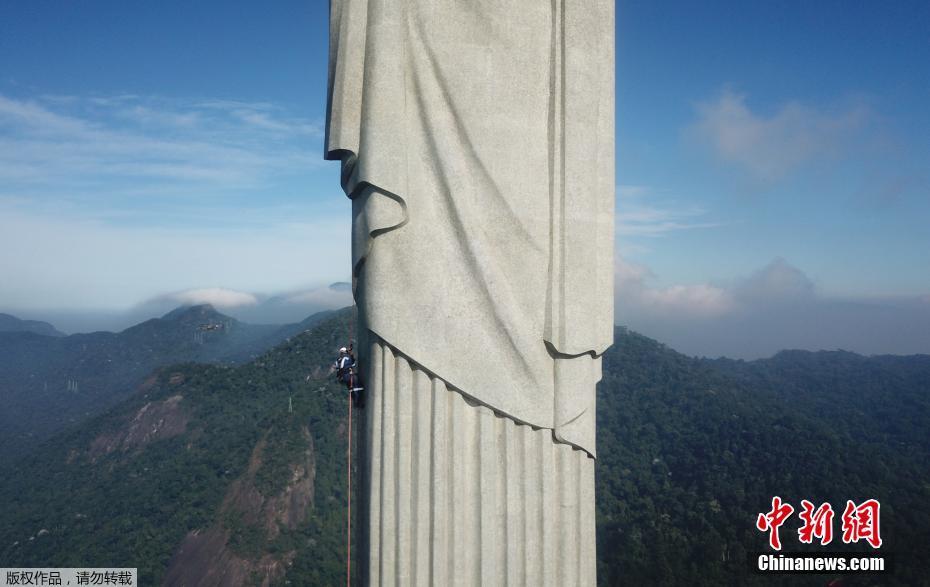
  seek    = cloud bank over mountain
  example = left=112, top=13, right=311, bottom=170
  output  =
left=133, top=284, right=353, bottom=327
left=8, top=284, right=351, bottom=335
left=615, top=257, right=930, bottom=358
left=6, top=258, right=927, bottom=360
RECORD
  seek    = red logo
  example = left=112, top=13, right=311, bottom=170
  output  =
left=756, top=496, right=794, bottom=551
left=841, top=499, right=882, bottom=549
left=756, top=497, right=882, bottom=550
left=798, top=500, right=834, bottom=546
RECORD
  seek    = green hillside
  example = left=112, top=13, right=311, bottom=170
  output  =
left=0, top=308, right=355, bottom=585
left=1, top=314, right=926, bottom=586
left=597, top=329, right=929, bottom=586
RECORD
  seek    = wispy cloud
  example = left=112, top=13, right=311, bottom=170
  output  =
left=689, top=88, right=869, bottom=182
left=616, top=184, right=719, bottom=239
left=0, top=203, right=349, bottom=311
left=0, top=92, right=324, bottom=199
left=616, top=206, right=719, bottom=237
left=617, top=184, right=651, bottom=199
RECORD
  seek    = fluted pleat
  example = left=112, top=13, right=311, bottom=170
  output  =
left=364, top=339, right=595, bottom=586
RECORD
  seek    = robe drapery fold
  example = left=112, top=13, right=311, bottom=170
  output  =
left=326, top=0, right=614, bottom=457
left=361, top=338, right=597, bottom=586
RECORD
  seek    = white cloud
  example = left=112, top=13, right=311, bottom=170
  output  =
left=162, top=288, right=259, bottom=308
left=614, top=256, right=734, bottom=318
left=642, top=284, right=734, bottom=316
left=690, top=89, right=869, bottom=181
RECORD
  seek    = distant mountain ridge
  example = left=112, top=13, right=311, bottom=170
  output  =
left=1, top=317, right=927, bottom=585
left=159, top=303, right=229, bottom=322
left=0, top=313, right=64, bottom=337
left=0, top=304, right=336, bottom=466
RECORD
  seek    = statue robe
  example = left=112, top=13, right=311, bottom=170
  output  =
left=325, top=0, right=614, bottom=458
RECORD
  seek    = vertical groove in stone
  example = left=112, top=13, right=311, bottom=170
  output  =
left=365, top=338, right=597, bottom=586
left=412, top=369, right=432, bottom=586
left=541, top=431, right=556, bottom=587
left=465, top=397, right=480, bottom=586
left=523, top=426, right=545, bottom=585
left=478, top=407, right=498, bottom=585
left=523, top=425, right=541, bottom=587
left=367, top=342, right=383, bottom=586
left=505, top=422, right=525, bottom=586
left=429, top=378, right=447, bottom=585
left=503, top=420, right=512, bottom=585
left=442, top=385, right=461, bottom=585
left=395, top=355, right=412, bottom=585
left=379, top=345, right=396, bottom=585
left=572, top=451, right=587, bottom=585
left=501, top=417, right=516, bottom=586
left=408, top=368, right=419, bottom=586
left=450, top=392, right=465, bottom=586
left=392, top=355, right=411, bottom=585
left=580, top=455, right=597, bottom=586
left=558, top=445, right=579, bottom=586
left=496, top=415, right=507, bottom=582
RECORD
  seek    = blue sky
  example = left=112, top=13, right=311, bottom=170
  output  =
left=1, top=0, right=928, bottom=356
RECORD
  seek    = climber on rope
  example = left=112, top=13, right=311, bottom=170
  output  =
left=335, top=345, right=364, bottom=408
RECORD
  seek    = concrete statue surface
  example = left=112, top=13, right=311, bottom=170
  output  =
left=325, top=0, right=614, bottom=584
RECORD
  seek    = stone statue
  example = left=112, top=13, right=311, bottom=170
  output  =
left=325, top=0, right=614, bottom=584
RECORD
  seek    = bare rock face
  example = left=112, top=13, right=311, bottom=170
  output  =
left=260, top=439, right=315, bottom=540
left=161, top=527, right=290, bottom=587
left=162, top=527, right=247, bottom=586
left=88, top=394, right=188, bottom=462
left=163, top=428, right=315, bottom=587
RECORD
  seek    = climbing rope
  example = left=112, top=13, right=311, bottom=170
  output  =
left=346, top=385, right=353, bottom=587
left=345, top=303, right=356, bottom=587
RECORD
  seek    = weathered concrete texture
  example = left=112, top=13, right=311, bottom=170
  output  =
left=327, top=0, right=615, bottom=458
left=326, top=0, right=614, bottom=583
left=362, top=338, right=596, bottom=586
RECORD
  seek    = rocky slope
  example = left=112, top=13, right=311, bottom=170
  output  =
left=1, top=315, right=927, bottom=585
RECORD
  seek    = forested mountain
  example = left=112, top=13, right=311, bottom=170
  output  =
left=0, top=304, right=334, bottom=465
left=597, top=330, right=929, bottom=586
left=1, top=313, right=926, bottom=585
left=1, top=308, right=354, bottom=586
left=0, top=313, right=64, bottom=337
